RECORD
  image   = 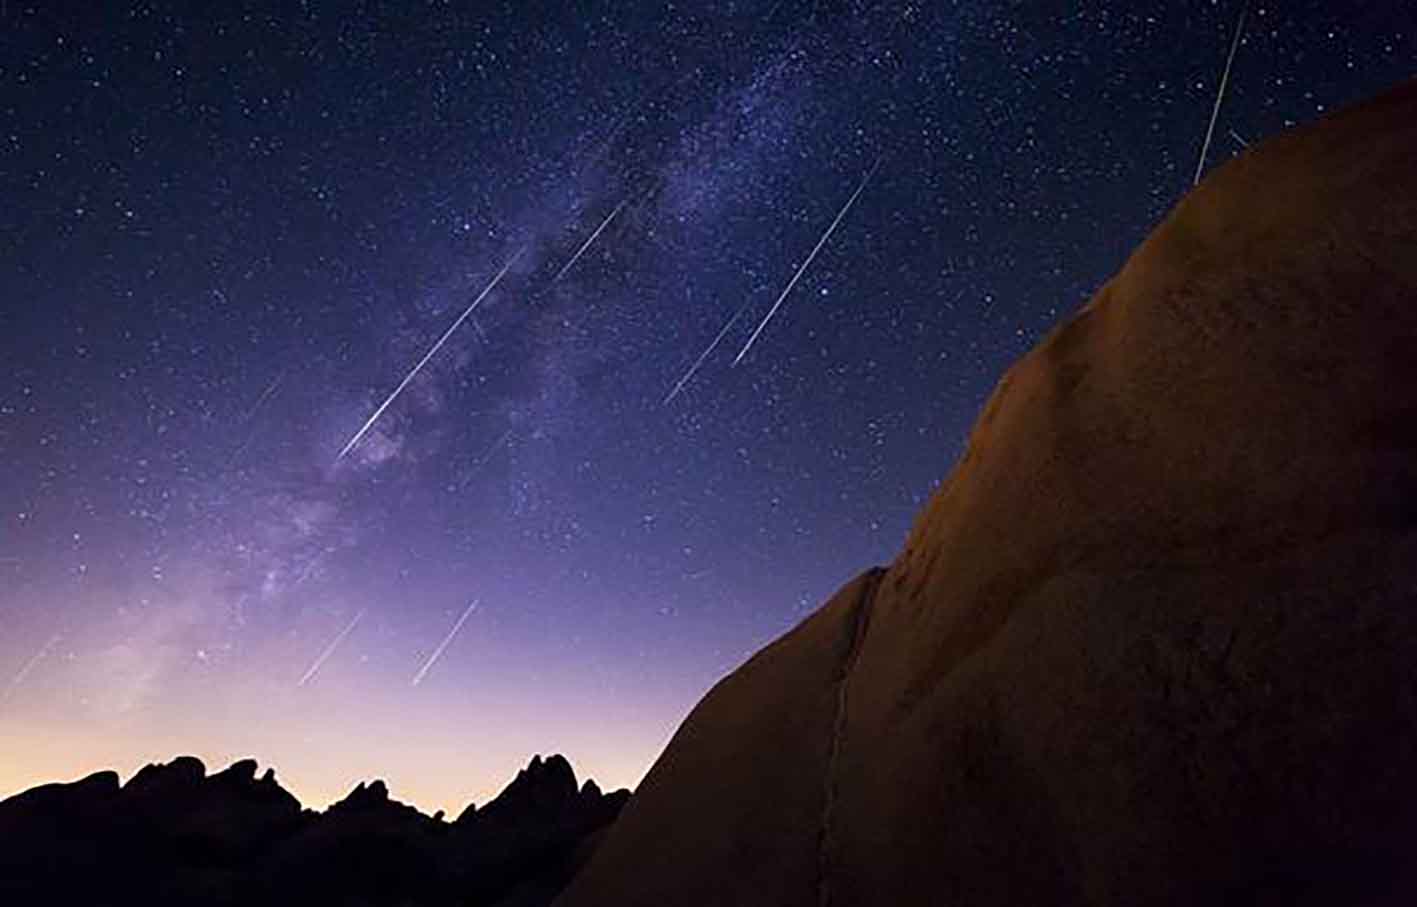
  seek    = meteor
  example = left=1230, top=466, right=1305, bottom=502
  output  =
left=476, top=429, right=513, bottom=468
left=456, top=429, right=513, bottom=490
left=296, top=610, right=364, bottom=687
left=336, top=251, right=523, bottom=463
left=734, top=156, right=881, bottom=366
left=1193, top=0, right=1250, bottom=186
left=226, top=370, right=285, bottom=469
left=411, top=599, right=479, bottom=687
left=662, top=300, right=752, bottom=406
left=3, top=634, right=61, bottom=702
left=555, top=200, right=626, bottom=281
left=245, top=371, right=285, bottom=422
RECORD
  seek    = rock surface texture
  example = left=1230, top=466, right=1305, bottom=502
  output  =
left=557, top=80, right=1417, bottom=907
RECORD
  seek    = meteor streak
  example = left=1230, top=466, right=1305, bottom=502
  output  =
left=734, top=156, right=881, bottom=366
left=297, top=610, right=364, bottom=687
left=555, top=201, right=626, bottom=281
left=3, top=634, right=61, bottom=702
left=245, top=371, right=285, bottom=422
left=477, top=429, right=513, bottom=467
left=457, top=429, right=513, bottom=490
left=1193, top=0, right=1250, bottom=186
left=411, top=599, right=479, bottom=686
left=336, top=251, right=523, bottom=463
left=226, top=371, right=285, bottom=469
left=662, top=301, right=752, bottom=406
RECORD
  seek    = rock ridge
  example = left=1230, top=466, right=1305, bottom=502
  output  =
left=557, top=78, right=1417, bottom=906
left=0, top=752, right=630, bottom=907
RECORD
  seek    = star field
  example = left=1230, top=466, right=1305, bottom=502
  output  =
left=1, top=1, right=1413, bottom=812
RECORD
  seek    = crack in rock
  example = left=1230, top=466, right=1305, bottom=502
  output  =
left=817, top=567, right=886, bottom=907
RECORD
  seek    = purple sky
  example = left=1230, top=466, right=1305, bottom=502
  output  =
left=2, top=1, right=1412, bottom=813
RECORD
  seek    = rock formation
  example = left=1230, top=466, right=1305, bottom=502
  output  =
left=557, top=79, right=1417, bottom=906
left=0, top=753, right=628, bottom=907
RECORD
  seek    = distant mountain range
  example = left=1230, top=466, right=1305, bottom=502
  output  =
left=0, top=753, right=629, bottom=906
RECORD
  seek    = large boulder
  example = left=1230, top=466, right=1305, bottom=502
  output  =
left=558, top=79, right=1417, bottom=906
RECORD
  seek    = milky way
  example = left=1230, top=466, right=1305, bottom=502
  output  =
left=2, top=1, right=1413, bottom=813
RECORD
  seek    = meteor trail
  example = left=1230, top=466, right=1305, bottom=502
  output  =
left=457, top=429, right=513, bottom=490
left=475, top=429, right=513, bottom=468
left=555, top=201, right=626, bottom=281
left=3, top=634, right=61, bottom=702
left=336, top=251, right=523, bottom=463
left=1193, top=0, right=1250, bottom=186
left=297, top=610, right=364, bottom=687
left=244, top=371, right=285, bottom=422
left=662, top=301, right=752, bottom=406
left=411, top=599, right=479, bottom=687
left=226, top=371, right=285, bottom=469
left=734, top=156, right=881, bottom=366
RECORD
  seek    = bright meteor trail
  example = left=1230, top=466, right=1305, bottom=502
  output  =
left=296, top=610, right=365, bottom=687
left=1193, top=0, right=1250, bottom=186
left=555, top=200, right=626, bottom=281
left=411, top=599, right=479, bottom=687
left=733, top=156, right=881, bottom=366
left=336, top=251, right=523, bottom=463
left=662, top=300, right=751, bottom=406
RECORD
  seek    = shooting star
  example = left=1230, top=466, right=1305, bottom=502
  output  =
left=1193, top=0, right=1251, bottom=186
left=662, top=301, right=752, bottom=406
left=1229, top=128, right=1251, bottom=149
left=337, top=250, right=523, bottom=463
left=296, top=610, right=365, bottom=687
left=244, top=371, right=285, bottom=422
left=411, top=599, right=479, bottom=687
left=458, top=429, right=513, bottom=489
left=226, top=371, right=286, bottom=469
left=734, top=156, right=882, bottom=366
left=555, top=200, right=626, bottom=281
left=484, top=428, right=513, bottom=458
left=3, top=634, right=61, bottom=702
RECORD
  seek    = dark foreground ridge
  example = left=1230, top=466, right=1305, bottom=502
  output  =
left=0, top=753, right=628, bottom=907
left=557, top=79, right=1417, bottom=906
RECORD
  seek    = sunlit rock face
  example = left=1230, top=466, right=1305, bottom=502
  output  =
left=557, top=79, right=1417, bottom=907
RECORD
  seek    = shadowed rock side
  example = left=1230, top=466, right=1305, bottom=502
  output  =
left=0, top=753, right=629, bottom=907
left=558, top=79, right=1417, bottom=907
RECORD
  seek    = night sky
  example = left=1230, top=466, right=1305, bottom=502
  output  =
left=2, top=2, right=1412, bottom=814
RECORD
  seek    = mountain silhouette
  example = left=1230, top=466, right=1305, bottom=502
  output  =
left=0, top=753, right=628, bottom=907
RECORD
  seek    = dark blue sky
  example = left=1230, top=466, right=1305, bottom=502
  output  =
left=2, top=1, right=1412, bottom=811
